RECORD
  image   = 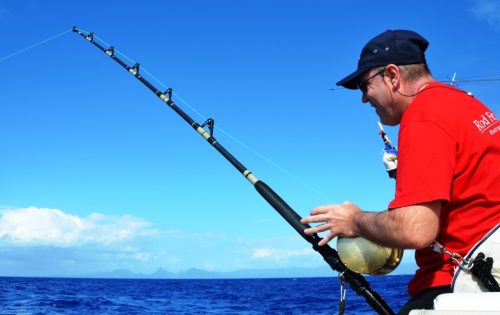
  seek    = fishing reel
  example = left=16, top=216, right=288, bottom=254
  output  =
left=337, top=237, right=403, bottom=275
left=378, top=122, right=398, bottom=179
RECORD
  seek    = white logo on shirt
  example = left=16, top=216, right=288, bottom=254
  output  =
left=473, top=111, right=498, bottom=134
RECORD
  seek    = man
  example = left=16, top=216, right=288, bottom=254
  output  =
left=301, top=30, right=500, bottom=314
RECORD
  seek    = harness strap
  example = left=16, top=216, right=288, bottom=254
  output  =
left=431, top=241, right=499, bottom=292
left=430, top=241, right=471, bottom=269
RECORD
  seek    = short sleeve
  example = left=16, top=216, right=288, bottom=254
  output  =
left=388, top=120, right=455, bottom=209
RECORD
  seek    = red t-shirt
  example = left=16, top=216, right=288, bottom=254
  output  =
left=388, top=82, right=500, bottom=297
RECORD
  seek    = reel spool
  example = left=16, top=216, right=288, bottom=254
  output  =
left=337, top=237, right=403, bottom=275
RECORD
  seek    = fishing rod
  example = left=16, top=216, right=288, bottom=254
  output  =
left=72, top=26, right=394, bottom=315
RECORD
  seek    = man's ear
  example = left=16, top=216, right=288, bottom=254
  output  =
left=385, top=64, right=399, bottom=80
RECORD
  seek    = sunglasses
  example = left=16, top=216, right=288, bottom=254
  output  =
left=357, top=70, right=385, bottom=94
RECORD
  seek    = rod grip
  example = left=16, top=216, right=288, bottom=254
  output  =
left=254, top=180, right=317, bottom=243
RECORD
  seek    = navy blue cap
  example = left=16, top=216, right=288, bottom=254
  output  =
left=336, top=30, right=429, bottom=89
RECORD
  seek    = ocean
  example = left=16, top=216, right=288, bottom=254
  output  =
left=0, top=275, right=411, bottom=314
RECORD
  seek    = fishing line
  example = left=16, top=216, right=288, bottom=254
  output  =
left=88, top=31, right=330, bottom=201
left=444, top=77, right=500, bottom=84
left=0, top=29, right=72, bottom=63
left=175, top=97, right=330, bottom=201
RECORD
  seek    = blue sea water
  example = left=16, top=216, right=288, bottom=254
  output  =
left=0, top=275, right=411, bottom=314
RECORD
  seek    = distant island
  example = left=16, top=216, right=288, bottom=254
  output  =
left=78, top=264, right=415, bottom=280
left=82, top=266, right=335, bottom=279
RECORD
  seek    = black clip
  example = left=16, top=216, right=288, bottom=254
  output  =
left=72, top=26, right=78, bottom=33
left=106, top=46, right=115, bottom=57
left=165, top=88, right=173, bottom=100
left=131, top=63, right=140, bottom=74
left=201, top=118, right=215, bottom=137
left=86, top=32, right=94, bottom=42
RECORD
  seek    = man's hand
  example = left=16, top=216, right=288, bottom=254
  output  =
left=301, top=201, right=362, bottom=246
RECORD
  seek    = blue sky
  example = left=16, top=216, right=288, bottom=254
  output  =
left=1, top=0, right=500, bottom=277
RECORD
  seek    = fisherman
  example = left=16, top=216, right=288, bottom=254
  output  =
left=301, top=30, right=500, bottom=314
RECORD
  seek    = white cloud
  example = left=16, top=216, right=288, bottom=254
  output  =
left=203, top=261, right=217, bottom=270
left=0, top=206, right=158, bottom=247
left=470, top=0, right=500, bottom=30
left=252, top=248, right=273, bottom=258
left=251, top=247, right=315, bottom=261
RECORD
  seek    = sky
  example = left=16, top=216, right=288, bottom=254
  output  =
left=1, top=0, right=500, bottom=278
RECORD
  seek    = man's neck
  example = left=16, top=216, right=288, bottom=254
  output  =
left=407, top=75, right=435, bottom=96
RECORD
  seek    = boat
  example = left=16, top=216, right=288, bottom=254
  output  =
left=410, top=292, right=500, bottom=314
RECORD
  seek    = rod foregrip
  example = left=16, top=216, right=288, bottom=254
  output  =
left=253, top=180, right=344, bottom=267
left=254, top=180, right=317, bottom=243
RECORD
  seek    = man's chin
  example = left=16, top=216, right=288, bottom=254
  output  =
left=378, top=115, right=399, bottom=127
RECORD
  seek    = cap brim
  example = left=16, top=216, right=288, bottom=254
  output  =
left=336, top=68, right=367, bottom=90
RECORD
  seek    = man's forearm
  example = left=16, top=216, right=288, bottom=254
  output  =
left=354, top=202, right=441, bottom=249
